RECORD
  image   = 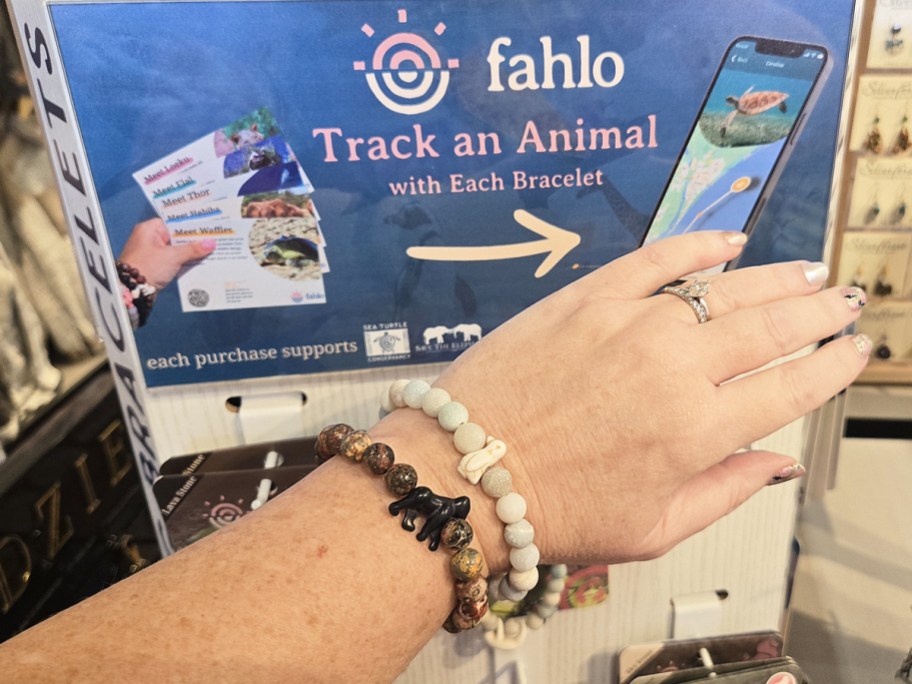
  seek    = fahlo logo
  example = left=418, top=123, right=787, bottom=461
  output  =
left=354, top=10, right=625, bottom=115
left=353, top=8, right=459, bottom=115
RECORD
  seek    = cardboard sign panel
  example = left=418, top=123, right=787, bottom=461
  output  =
left=22, top=1, right=853, bottom=387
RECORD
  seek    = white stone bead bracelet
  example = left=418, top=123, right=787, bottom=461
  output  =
left=381, top=379, right=565, bottom=647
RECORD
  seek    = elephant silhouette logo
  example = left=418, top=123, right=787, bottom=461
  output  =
left=421, top=323, right=482, bottom=346
left=452, top=323, right=482, bottom=342
left=423, top=325, right=451, bottom=345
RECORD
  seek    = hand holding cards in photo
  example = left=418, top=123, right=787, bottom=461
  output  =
left=133, top=107, right=331, bottom=312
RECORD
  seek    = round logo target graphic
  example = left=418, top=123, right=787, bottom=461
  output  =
left=207, top=501, right=244, bottom=528
left=354, top=9, right=459, bottom=115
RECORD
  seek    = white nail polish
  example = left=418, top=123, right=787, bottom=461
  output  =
left=853, top=333, right=873, bottom=356
left=768, top=463, right=806, bottom=486
left=725, top=232, right=748, bottom=246
left=802, top=261, right=829, bottom=286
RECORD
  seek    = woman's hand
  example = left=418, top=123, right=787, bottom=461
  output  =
left=381, top=231, right=869, bottom=571
left=119, top=218, right=216, bottom=290
left=1, top=230, right=869, bottom=682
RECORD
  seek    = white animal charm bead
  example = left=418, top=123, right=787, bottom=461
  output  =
left=457, top=438, right=507, bottom=484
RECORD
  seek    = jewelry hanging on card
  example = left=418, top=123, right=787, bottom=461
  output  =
left=865, top=193, right=881, bottom=224
left=887, top=23, right=904, bottom=53
left=874, top=265, right=893, bottom=297
left=875, top=334, right=893, bottom=360
left=896, top=646, right=912, bottom=681
left=865, top=114, right=883, bottom=154
left=895, top=112, right=911, bottom=154
left=893, top=189, right=907, bottom=224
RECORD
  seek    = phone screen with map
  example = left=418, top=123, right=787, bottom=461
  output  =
left=641, top=37, right=829, bottom=268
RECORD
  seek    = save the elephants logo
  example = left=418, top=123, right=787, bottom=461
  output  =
left=353, top=8, right=460, bottom=115
left=422, top=323, right=481, bottom=345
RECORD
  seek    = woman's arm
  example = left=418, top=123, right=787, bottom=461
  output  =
left=0, top=232, right=869, bottom=682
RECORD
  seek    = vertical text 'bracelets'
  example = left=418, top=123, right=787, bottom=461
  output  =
left=315, top=423, right=488, bottom=633
left=380, top=380, right=565, bottom=646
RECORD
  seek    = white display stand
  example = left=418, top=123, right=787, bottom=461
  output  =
left=105, top=357, right=813, bottom=683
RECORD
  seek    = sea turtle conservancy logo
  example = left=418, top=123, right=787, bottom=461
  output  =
left=353, top=8, right=460, bottom=115
left=364, top=323, right=411, bottom=362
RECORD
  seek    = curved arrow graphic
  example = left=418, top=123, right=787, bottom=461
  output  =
left=405, top=209, right=581, bottom=278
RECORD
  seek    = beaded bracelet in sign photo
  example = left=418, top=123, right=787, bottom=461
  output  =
left=116, top=261, right=157, bottom=329
left=315, top=423, right=488, bottom=633
left=380, top=379, right=565, bottom=649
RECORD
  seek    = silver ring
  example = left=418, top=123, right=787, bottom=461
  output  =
left=661, top=280, right=711, bottom=324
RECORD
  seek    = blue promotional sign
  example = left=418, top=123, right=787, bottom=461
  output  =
left=47, top=0, right=854, bottom=387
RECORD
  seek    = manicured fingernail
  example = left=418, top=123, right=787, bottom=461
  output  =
left=853, top=333, right=873, bottom=356
left=725, top=232, right=748, bottom=246
left=842, top=286, right=866, bottom=311
left=802, top=261, right=829, bottom=286
left=768, top=463, right=805, bottom=486
left=200, top=239, right=217, bottom=250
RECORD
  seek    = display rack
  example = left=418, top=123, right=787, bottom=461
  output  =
left=0, top=356, right=160, bottom=642
left=0, top=355, right=108, bottom=497
left=831, top=0, right=912, bottom=383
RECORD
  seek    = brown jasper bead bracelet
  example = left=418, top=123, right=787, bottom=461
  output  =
left=315, top=423, right=488, bottom=633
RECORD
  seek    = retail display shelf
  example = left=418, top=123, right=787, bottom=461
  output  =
left=0, top=354, right=110, bottom=497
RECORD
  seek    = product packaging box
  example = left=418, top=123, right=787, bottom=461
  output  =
left=8, top=0, right=855, bottom=391
left=153, top=437, right=319, bottom=549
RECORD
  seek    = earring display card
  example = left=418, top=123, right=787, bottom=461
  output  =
left=836, top=231, right=911, bottom=298
left=856, top=301, right=912, bottom=361
left=866, top=4, right=912, bottom=69
left=850, top=76, right=912, bottom=155
left=848, top=158, right=912, bottom=228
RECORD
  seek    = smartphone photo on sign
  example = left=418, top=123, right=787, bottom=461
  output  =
left=641, top=36, right=830, bottom=273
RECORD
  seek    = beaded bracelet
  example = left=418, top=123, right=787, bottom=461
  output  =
left=380, top=380, right=563, bottom=645
left=315, top=423, right=488, bottom=633
left=481, top=564, right=568, bottom=649
left=116, top=261, right=157, bottom=328
left=381, top=380, right=539, bottom=598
